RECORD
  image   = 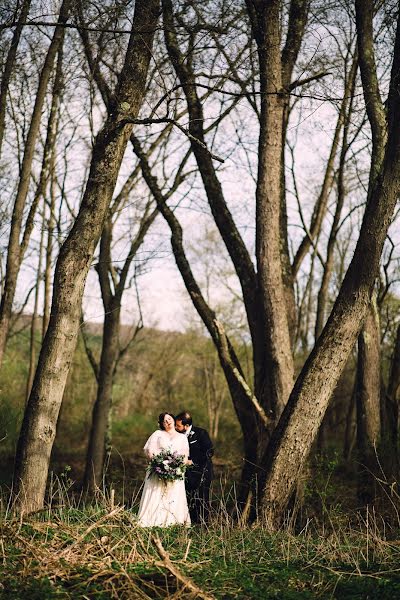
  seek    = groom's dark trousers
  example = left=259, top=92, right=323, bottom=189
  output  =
left=186, top=425, right=214, bottom=523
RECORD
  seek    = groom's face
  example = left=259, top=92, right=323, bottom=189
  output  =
left=175, top=420, right=188, bottom=433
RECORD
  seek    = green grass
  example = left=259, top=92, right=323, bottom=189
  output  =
left=1, top=503, right=400, bottom=599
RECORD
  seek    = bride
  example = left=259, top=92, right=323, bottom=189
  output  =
left=137, top=412, right=191, bottom=527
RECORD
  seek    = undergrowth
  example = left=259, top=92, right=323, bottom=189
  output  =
left=1, top=484, right=400, bottom=599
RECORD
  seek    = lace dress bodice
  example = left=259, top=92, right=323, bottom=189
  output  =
left=143, top=430, right=189, bottom=460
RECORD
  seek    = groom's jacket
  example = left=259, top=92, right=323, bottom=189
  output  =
left=186, top=426, right=214, bottom=491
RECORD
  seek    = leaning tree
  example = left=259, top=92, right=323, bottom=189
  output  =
left=257, top=0, right=400, bottom=527
left=13, top=0, right=160, bottom=513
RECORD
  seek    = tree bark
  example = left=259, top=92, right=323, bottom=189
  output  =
left=161, top=0, right=270, bottom=425
left=356, top=295, right=381, bottom=504
left=383, top=324, right=400, bottom=477
left=279, top=0, right=309, bottom=343
left=159, top=0, right=308, bottom=497
left=355, top=0, right=387, bottom=184
left=77, top=17, right=182, bottom=493
left=247, top=0, right=294, bottom=419
left=26, top=207, right=45, bottom=402
left=161, top=0, right=271, bottom=499
left=12, top=0, right=159, bottom=514
left=257, top=4, right=400, bottom=526
left=343, top=374, right=357, bottom=461
left=315, top=54, right=358, bottom=339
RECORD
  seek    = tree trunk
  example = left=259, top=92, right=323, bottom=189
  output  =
left=279, top=0, right=309, bottom=344
left=76, top=30, right=165, bottom=493
left=159, top=0, right=308, bottom=498
left=12, top=0, right=159, bottom=514
left=83, top=204, right=157, bottom=491
left=25, top=41, right=63, bottom=391
left=382, top=324, right=400, bottom=477
left=84, top=304, right=120, bottom=492
left=250, top=0, right=294, bottom=420
left=26, top=208, right=45, bottom=402
left=42, top=120, right=59, bottom=339
left=343, top=375, right=357, bottom=461
left=356, top=295, right=381, bottom=504
left=315, top=54, right=358, bottom=339
left=256, top=2, right=400, bottom=524
left=0, top=0, right=70, bottom=368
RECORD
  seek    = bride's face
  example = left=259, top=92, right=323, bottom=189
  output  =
left=163, top=414, right=175, bottom=431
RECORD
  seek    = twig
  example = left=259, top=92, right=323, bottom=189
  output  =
left=214, top=319, right=271, bottom=428
left=183, top=538, right=192, bottom=561
left=60, top=507, right=123, bottom=558
left=121, top=116, right=225, bottom=163
left=152, top=535, right=215, bottom=600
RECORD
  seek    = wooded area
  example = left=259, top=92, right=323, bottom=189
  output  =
left=1, top=0, right=400, bottom=561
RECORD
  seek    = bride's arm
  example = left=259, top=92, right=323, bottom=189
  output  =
left=143, top=431, right=160, bottom=458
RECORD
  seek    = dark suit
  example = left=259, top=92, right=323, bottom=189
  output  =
left=185, top=426, right=214, bottom=523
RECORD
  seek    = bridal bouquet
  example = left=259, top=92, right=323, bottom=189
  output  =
left=147, top=449, right=187, bottom=483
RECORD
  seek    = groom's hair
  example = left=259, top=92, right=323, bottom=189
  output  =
left=175, top=411, right=192, bottom=426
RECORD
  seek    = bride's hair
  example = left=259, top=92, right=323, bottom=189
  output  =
left=158, top=412, right=176, bottom=430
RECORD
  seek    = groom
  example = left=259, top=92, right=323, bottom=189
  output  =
left=175, top=411, right=214, bottom=524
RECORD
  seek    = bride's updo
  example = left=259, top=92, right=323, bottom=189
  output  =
left=158, top=412, right=176, bottom=430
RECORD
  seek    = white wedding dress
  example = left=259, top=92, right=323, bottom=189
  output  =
left=137, top=430, right=191, bottom=527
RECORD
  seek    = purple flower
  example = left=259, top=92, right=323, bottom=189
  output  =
left=148, top=449, right=187, bottom=482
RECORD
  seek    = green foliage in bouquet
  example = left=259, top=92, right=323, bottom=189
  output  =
left=147, top=449, right=187, bottom=483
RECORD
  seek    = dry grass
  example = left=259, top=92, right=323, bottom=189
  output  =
left=1, top=477, right=400, bottom=598
left=0, top=505, right=211, bottom=599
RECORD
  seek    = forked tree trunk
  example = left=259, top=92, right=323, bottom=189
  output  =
left=251, top=0, right=294, bottom=420
left=12, top=0, right=159, bottom=514
left=77, top=23, right=172, bottom=493
left=356, top=296, right=381, bottom=504
left=257, top=3, right=400, bottom=525
left=159, top=0, right=307, bottom=500
left=160, top=0, right=271, bottom=464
